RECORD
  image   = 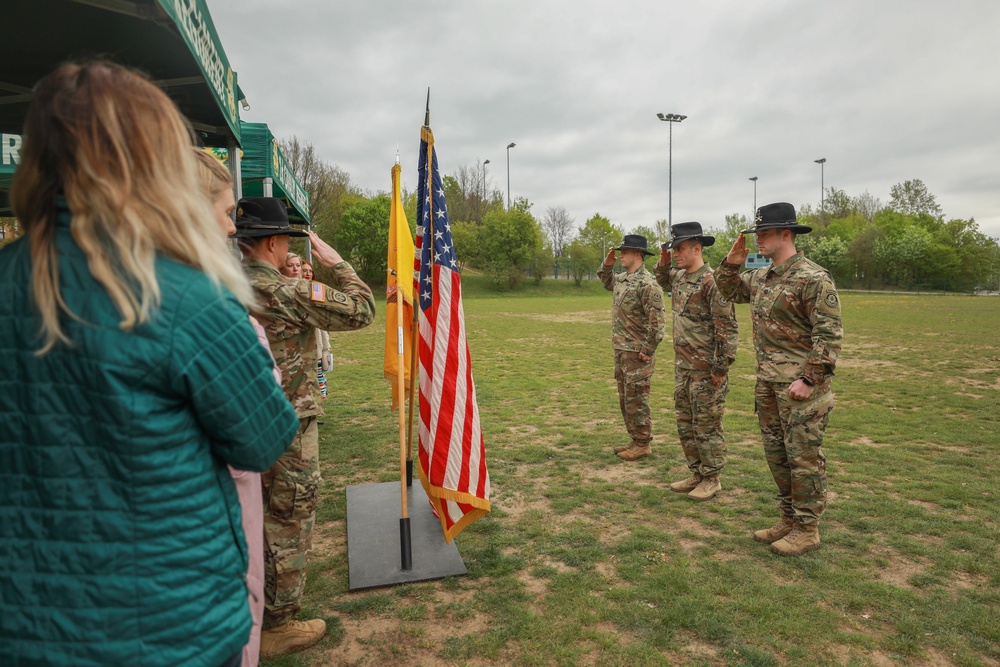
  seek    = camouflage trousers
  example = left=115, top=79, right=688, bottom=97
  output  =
left=755, top=380, right=834, bottom=525
left=261, top=416, right=321, bottom=629
left=614, top=350, right=656, bottom=445
left=674, top=368, right=729, bottom=476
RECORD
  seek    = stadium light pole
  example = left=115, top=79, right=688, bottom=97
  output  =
left=506, top=143, right=516, bottom=210
left=815, top=158, right=826, bottom=221
left=656, top=113, right=687, bottom=227
left=749, top=176, right=758, bottom=217
left=482, top=158, right=490, bottom=201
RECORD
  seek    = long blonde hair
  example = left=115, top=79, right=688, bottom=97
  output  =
left=11, top=61, right=254, bottom=354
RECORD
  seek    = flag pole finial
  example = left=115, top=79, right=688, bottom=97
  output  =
left=395, top=146, right=400, bottom=165
left=424, top=88, right=430, bottom=127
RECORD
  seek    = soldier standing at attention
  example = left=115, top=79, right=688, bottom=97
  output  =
left=235, top=197, right=375, bottom=656
left=654, top=223, right=738, bottom=501
left=599, top=235, right=666, bottom=461
left=715, top=202, right=842, bottom=556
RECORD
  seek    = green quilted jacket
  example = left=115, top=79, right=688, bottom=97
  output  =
left=0, top=202, right=299, bottom=666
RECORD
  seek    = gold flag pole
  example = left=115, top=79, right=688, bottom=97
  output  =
left=392, top=155, right=412, bottom=572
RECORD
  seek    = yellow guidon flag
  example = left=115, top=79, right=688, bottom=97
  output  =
left=384, top=162, right=416, bottom=409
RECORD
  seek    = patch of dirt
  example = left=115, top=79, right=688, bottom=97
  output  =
left=953, top=391, right=983, bottom=399
left=850, top=436, right=893, bottom=448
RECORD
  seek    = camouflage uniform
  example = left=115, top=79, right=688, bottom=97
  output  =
left=244, top=258, right=375, bottom=628
left=655, top=264, right=738, bottom=477
left=598, top=264, right=666, bottom=446
left=715, top=252, right=842, bottom=524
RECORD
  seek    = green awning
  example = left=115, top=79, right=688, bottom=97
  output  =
left=1, top=0, right=241, bottom=146
left=238, top=122, right=311, bottom=224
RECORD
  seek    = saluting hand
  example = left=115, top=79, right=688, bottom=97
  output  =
left=726, top=235, right=750, bottom=266
left=658, top=248, right=671, bottom=268
left=307, top=231, right=344, bottom=269
left=603, top=248, right=617, bottom=266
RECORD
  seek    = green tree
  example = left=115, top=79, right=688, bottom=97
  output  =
left=577, top=213, right=623, bottom=255
left=336, top=195, right=391, bottom=285
left=848, top=224, right=881, bottom=289
left=889, top=179, right=942, bottom=218
left=529, top=240, right=554, bottom=286
left=479, top=207, right=541, bottom=289
left=450, top=220, right=480, bottom=272
left=566, top=239, right=598, bottom=286
left=807, top=235, right=853, bottom=286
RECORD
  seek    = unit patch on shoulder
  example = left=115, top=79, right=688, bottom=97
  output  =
left=719, top=296, right=729, bottom=306
left=333, top=292, right=349, bottom=304
left=310, top=282, right=325, bottom=302
left=825, top=291, right=839, bottom=307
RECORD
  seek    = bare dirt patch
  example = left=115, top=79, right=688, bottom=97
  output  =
left=851, top=436, right=893, bottom=448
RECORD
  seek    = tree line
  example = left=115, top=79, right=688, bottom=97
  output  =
left=281, top=139, right=1000, bottom=294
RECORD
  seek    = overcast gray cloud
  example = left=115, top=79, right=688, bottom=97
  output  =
left=212, top=0, right=1000, bottom=239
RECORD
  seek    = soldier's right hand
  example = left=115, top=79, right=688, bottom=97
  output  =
left=726, top=235, right=750, bottom=266
left=603, top=248, right=617, bottom=266
left=658, top=248, right=671, bottom=267
left=308, top=231, right=344, bottom=269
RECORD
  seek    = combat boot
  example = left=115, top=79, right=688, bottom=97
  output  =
left=617, top=443, right=651, bottom=461
left=260, top=618, right=327, bottom=658
left=687, top=475, right=721, bottom=501
left=752, top=515, right=795, bottom=544
left=770, top=522, right=821, bottom=556
left=613, top=442, right=634, bottom=454
left=669, top=473, right=702, bottom=493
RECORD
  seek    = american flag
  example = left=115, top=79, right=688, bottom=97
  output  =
left=414, top=125, right=491, bottom=543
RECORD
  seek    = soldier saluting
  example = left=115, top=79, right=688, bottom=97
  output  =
left=235, top=197, right=375, bottom=656
left=715, top=202, right=842, bottom=556
left=599, top=234, right=666, bottom=461
left=655, top=222, right=738, bottom=501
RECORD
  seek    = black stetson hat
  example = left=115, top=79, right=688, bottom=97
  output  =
left=661, top=221, right=715, bottom=250
left=741, top=202, right=812, bottom=235
left=234, top=197, right=308, bottom=239
left=613, top=234, right=654, bottom=257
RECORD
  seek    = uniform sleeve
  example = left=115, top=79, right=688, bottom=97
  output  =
left=714, top=261, right=753, bottom=304
left=705, top=277, right=738, bottom=374
left=802, top=274, right=843, bottom=385
left=170, top=285, right=299, bottom=472
left=653, top=265, right=674, bottom=293
left=639, top=281, right=666, bottom=357
left=598, top=264, right=615, bottom=292
left=286, top=261, right=376, bottom=333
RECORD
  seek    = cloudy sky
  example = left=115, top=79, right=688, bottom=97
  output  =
left=211, top=0, right=1000, bottom=240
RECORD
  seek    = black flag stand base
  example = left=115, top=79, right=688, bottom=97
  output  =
left=346, top=481, right=466, bottom=590
left=406, top=459, right=413, bottom=487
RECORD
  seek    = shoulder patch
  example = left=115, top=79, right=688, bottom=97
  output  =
left=310, top=282, right=325, bottom=302
left=652, top=291, right=662, bottom=302
left=825, top=291, right=839, bottom=307
left=333, top=292, right=349, bottom=304
left=719, top=296, right=728, bottom=307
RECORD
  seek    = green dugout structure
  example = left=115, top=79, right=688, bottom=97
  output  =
left=234, top=122, right=311, bottom=226
left=1, top=0, right=245, bottom=218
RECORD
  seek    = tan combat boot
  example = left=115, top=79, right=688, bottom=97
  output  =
left=687, top=475, right=721, bottom=501
left=613, top=442, right=634, bottom=454
left=669, top=473, right=702, bottom=493
left=617, top=443, right=651, bottom=461
left=770, top=522, right=821, bottom=556
left=260, top=618, right=327, bottom=658
left=752, top=515, right=795, bottom=544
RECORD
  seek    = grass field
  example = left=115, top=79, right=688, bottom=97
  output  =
left=263, top=276, right=1000, bottom=667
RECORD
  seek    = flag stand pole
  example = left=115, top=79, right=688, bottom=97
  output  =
left=405, top=308, right=419, bottom=488
left=397, top=289, right=412, bottom=571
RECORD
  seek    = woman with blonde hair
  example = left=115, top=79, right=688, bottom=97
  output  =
left=282, top=251, right=302, bottom=278
left=0, top=61, right=299, bottom=667
left=194, top=148, right=274, bottom=667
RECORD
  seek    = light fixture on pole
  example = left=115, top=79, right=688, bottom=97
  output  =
left=749, top=176, right=758, bottom=217
left=656, top=113, right=687, bottom=227
left=482, top=159, right=490, bottom=202
left=814, top=158, right=826, bottom=220
left=506, top=143, right=516, bottom=210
